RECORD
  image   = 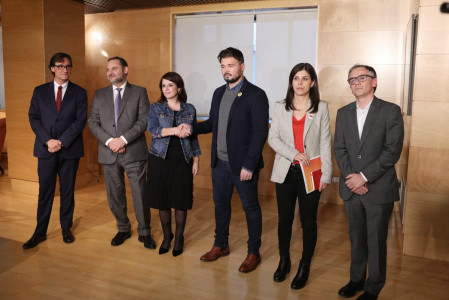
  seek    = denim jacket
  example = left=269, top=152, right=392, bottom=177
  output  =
left=148, top=101, right=201, bottom=162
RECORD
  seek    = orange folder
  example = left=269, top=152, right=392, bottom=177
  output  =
left=300, top=156, right=322, bottom=194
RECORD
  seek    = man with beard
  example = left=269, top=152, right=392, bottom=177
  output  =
left=196, top=47, right=269, bottom=273
left=88, top=56, right=156, bottom=249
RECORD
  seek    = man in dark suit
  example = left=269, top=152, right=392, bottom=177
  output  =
left=24, top=52, right=87, bottom=249
left=334, top=64, right=404, bottom=300
left=88, top=57, right=155, bottom=249
left=197, top=47, right=269, bottom=273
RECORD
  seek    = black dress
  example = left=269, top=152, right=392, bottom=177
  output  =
left=147, top=111, right=194, bottom=210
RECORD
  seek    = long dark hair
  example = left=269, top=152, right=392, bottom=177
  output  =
left=284, top=63, right=320, bottom=114
left=158, top=71, right=187, bottom=103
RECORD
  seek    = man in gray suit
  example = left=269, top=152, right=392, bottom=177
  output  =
left=334, top=64, right=404, bottom=300
left=88, top=56, right=155, bottom=249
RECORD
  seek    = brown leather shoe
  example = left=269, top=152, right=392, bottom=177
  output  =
left=238, top=253, right=261, bottom=273
left=200, top=245, right=230, bottom=262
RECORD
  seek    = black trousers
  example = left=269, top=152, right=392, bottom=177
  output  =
left=275, top=165, right=321, bottom=264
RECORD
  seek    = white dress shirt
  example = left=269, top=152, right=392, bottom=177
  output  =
left=53, top=80, right=68, bottom=101
left=105, top=81, right=128, bottom=146
left=356, top=98, right=373, bottom=182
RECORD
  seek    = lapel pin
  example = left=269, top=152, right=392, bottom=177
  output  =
left=237, top=92, right=242, bottom=97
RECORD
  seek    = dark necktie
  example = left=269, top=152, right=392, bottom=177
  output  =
left=56, top=86, right=62, bottom=112
left=114, top=88, right=122, bottom=136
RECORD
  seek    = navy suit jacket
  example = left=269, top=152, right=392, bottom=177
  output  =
left=29, top=81, right=87, bottom=159
left=197, top=77, right=269, bottom=175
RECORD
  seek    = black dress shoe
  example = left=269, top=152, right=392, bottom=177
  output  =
left=172, top=236, right=184, bottom=257
left=158, top=233, right=174, bottom=255
left=62, top=228, right=75, bottom=244
left=111, top=231, right=131, bottom=246
left=356, top=292, right=378, bottom=300
left=138, top=235, right=156, bottom=249
left=23, top=235, right=47, bottom=249
left=273, top=256, right=291, bottom=282
left=338, top=280, right=365, bottom=298
left=291, top=261, right=310, bottom=290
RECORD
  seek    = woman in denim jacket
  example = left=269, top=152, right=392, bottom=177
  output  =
left=147, top=72, right=201, bottom=256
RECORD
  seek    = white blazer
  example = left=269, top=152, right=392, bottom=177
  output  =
left=268, top=100, right=332, bottom=184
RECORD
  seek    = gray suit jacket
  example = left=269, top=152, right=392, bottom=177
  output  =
left=334, top=97, right=404, bottom=203
left=268, top=100, right=332, bottom=184
left=88, top=82, right=149, bottom=164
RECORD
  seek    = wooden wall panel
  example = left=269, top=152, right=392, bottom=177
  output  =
left=409, top=102, right=449, bottom=149
left=404, top=2, right=449, bottom=262
left=3, top=0, right=45, bottom=181
left=416, top=6, right=449, bottom=54
left=318, top=31, right=405, bottom=66
left=358, top=0, right=415, bottom=31
left=318, top=0, right=358, bottom=32
left=404, top=191, right=449, bottom=239
left=403, top=235, right=449, bottom=262
left=403, top=191, right=449, bottom=261
left=407, top=147, right=449, bottom=195
left=85, top=7, right=171, bottom=99
left=413, top=54, right=449, bottom=102
left=420, top=0, right=443, bottom=5
left=43, top=0, right=86, bottom=86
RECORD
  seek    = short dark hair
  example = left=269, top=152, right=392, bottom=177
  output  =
left=158, top=72, right=187, bottom=103
left=108, top=56, right=128, bottom=68
left=217, top=47, right=244, bottom=64
left=348, top=64, right=377, bottom=92
left=49, top=52, right=72, bottom=76
left=285, top=63, right=320, bottom=114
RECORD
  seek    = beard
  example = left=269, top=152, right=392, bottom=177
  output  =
left=223, top=74, right=242, bottom=84
left=108, top=72, right=126, bottom=85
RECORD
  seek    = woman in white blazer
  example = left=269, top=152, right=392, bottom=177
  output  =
left=268, top=63, right=332, bottom=290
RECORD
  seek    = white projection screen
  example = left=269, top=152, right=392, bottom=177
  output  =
left=175, top=8, right=317, bottom=118
left=175, top=13, right=254, bottom=116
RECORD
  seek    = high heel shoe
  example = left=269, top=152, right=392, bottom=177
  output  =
left=159, top=233, right=174, bottom=255
left=172, top=236, right=184, bottom=257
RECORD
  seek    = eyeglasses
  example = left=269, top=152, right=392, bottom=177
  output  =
left=54, top=64, right=72, bottom=70
left=347, top=74, right=374, bottom=85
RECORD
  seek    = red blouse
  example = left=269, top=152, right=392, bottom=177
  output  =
left=292, top=114, right=306, bottom=164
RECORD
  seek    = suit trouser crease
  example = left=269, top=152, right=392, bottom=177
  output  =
left=35, top=156, right=79, bottom=235
left=275, top=166, right=320, bottom=263
left=344, top=194, right=393, bottom=295
left=103, top=157, right=150, bottom=236
left=211, top=159, right=262, bottom=253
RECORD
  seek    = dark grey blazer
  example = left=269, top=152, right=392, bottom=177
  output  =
left=88, top=82, right=150, bottom=164
left=334, top=97, right=404, bottom=204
